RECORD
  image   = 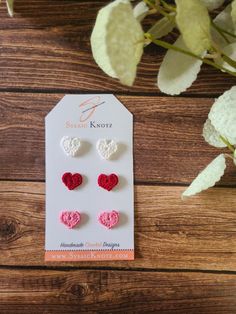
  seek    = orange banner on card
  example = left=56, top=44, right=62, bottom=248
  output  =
left=45, top=250, right=134, bottom=261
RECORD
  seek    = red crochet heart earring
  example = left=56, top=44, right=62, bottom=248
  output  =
left=98, top=173, right=119, bottom=191
left=62, top=172, right=83, bottom=190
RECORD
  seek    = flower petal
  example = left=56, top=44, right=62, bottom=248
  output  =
left=208, top=86, right=236, bottom=145
left=202, top=118, right=227, bottom=148
left=157, top=36, right=202, bottom=95
left=182, top=154, right=226, bottom=198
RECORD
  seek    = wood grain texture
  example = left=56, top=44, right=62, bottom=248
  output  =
left=0, top=93, right=236, bottom=184
left=0, top=2, right=236, bottom=312
left=0, top=268, right=236, bottom=313
left=0, top=1, right=235, bottom=94
left=0, top=181, right=236, bottom=270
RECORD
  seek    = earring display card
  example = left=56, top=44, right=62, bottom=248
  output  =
left=45, top=94, right=134, bottom=261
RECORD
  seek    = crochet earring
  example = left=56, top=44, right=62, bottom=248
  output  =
left=60, top=211, right=81, bottom=229
left=96, top=139, right=118, bottom=160
left=62, top=172, right=83, bottom=190
left=61, top=136, right=81, bottom=157
left=98, top=173, right=119, bottom=191
left=98, top=210, right=119, bottom=229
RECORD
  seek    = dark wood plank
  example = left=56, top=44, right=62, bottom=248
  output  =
left=0, top=268, right=236, bottom=313
left=0, top=181, right=236, bottom=270
left=0, top=93, right=235, bottom=184
left=0, top=1, right=235, bottom=94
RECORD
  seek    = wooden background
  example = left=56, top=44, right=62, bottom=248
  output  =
left=0, top=1, right=236, bottom=313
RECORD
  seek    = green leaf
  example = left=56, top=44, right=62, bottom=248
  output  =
left=202, top=118, right=227, bottom=148
left=215, top=43, right=236, bottom=72
left=208, top=86, right=236, bottom=145
left=212, top=4, right=236, bottom=48
left=91, top=0, right=144, bottom=86
left=133, top=1, right=149, bottom=22
left=175, top=0, right=211, bottom=55
left=157, top=36, right=203, bottom=95
left=6, top=0, right=14, bottom=17
left=148, top=14, right=175, bottom=40
left=231, top=0, right=236, bottom=25
left=200, top=0, right=224, bottom=11
left=182, top=154, right=226, bottom=198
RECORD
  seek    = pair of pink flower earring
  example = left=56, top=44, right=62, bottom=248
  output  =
left=60, top=210, right=119, bottom=230
left=62, top=172, right=119, bottom=191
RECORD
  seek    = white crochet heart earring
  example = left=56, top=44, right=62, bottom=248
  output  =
left=60, top=136, right=81, bottom=157
left=96, top=139, right=118, bottom=160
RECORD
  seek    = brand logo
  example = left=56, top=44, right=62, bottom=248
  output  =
left=65, top=95, right=113, bottom=129
left=79, top=96, right=104, bottom=122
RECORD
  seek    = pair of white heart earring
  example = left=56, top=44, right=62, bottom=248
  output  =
left=60, top=136, right=118, bottom=160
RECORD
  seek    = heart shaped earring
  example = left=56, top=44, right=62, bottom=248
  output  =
left=61, top=136, right=81, bottom=157
left=96, top=139, right=118, bottom=160
left=60, top=211, right=81, bottom=229
left=62, top=172, right=83, bottom=190
left=98, top=210, right=119, bottom=229
left=98, top=173, right=119, bottom=191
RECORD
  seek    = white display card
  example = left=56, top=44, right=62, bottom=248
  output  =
left=45, top=94, right=134, bottom=261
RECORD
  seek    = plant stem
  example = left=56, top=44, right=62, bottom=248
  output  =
left=221, top=53, right=236, bottom=70
left=210, top=38, right=236, bottom=70
left=143, top=0, right=172, bottom=19
left=225, top=153, right=234, bottom=161
left=160, top=0, right=176, bottom=12
left=145, top=33, right=236, bottom=78
left=147, top=8, right=158, bottom=15
left=211, top=21, right=236, bottom=39
left=220, top=136, right=235, bottom=153
left=143, top=0, right=156, bottom=10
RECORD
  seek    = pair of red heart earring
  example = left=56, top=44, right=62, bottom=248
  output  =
left=60, top=210, right=119, bottom=229
left=62, top=172, right=119, bottom=191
